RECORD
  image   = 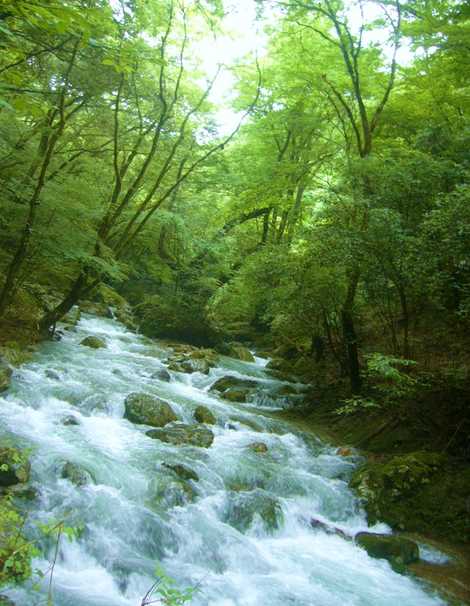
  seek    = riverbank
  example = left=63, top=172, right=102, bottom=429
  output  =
left=274, top=396, right=470, bottom=605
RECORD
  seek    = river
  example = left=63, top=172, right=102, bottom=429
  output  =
left=0, top=314, right=446, bottom=605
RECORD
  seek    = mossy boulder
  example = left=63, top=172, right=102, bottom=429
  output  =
left=168, top=358, right=211, bottom=374
left=225, top=488, right=283, bottom=533
left=146, top=423, right=214, bottom=448
left=147, top=476, right=196, bottom=510
left=350, top=451, right=446, bottom=527
left=62, top=415, right=80, bottom=426
left=80, top=336, right=106, bottom=349
left=0, top=359, right=12, bottom=393
left=349, top=451, right=470, bottom=543
left=223, top=388, right=250, bottom=403
left=216, top=342, right=255, bottom=361
left=0, top=448, right=30, bottom=486
left=355, top=532, right=419, bottom=566
left=248, top=442, right=268, bottom=454
left=210, top=376, right=258, bottom=394
left=124, top=393, right=177, bottom=428
left=162, top=463, right=199, bottom=482
left=166, top=347, right=217, bottom=375
left=151, top=368, right=171, bottom=382
left=0, top=595, right=15, bottom=605
left=61, top=462, right=94, bottom=486
left=194, top=405, right=216, bottom=425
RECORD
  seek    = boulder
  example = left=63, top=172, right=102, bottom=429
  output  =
left=162, top=463, right=199, bottom=482
left=210, top=376, right=258, bottom=394
left=168, top=358, right=211, bottom=374
left=225, top=488, right=283, bottom=533
left=151, top=368, right=171, bottom=382
left=189, top=349, right=219, bottom=365
left=355, top=532, right=419, bottom=565
left=350, top=451, right=446, bottom=528
left=80, top=336, right=106, bottom=349
left=248, top=442, right=268, bottom=454
left=223, top=388, right=250, bottom=403
left=0, top=359, right=12, bottom=392
left=0, top=447, right=30, bottom=486
left=62, top=415, right=80, bottom=426
left=61, top=462, right=93, bottom=486
left=0, top=594, right=16, bottom=605
left=124, top=393, right=177, bottom=428
left=216, top=342, right=255, bottom=362
left=147, top=476, right=195, bottom=509
left=147, top=423, right=214, bottom=448
left=194, top=405, right=216, bottom=425
left=45, top=369, right=60, bottom=380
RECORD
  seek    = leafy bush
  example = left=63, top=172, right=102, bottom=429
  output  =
left=365, top=353, right=417, bottom=400
left=0, top=496, right=38, bottom=585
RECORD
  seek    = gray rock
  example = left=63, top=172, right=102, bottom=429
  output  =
left=124, top=392, right=177, bottom=427
left=194, top=405, right=216, bottom=425
left=62, top=415, right=80, bottom=426
left=147, top=423, right=214, bottom=448
left=225, top=488, right=283, bottom=533
left=61, top=462, right=93, bottom=486
left=151, top=368, right=171, bottom=382
left=45, top=369, right=60, bottom=380
left=80, top=336, right=106, bottom=349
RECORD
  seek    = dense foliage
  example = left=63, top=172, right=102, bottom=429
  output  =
left=0, top=1, right=469, bottom=396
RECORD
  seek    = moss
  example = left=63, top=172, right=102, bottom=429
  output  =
left=351, top=453, right=470, bottom=543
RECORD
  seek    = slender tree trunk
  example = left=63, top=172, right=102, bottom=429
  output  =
left=342, top=270, right=361, bottom=393
left=397, top=286, right=410, bottom=358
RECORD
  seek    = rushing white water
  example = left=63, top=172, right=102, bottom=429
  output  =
left=0, top=315, right=446, bottom=606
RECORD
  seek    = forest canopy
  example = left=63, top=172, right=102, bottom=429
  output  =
left=0, top=0, right=469, bottom=393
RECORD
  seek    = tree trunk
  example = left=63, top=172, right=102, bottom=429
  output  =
left=341, top=308, right=361, bottom=393
left=342, top=270, right=362, bottom=393
left=39, top=271, right=93, bottom=334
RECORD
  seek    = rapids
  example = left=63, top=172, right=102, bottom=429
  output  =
left=0, top=315, right=446, bottom=605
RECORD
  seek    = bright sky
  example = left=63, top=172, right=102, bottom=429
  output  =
left=194, top=0, right=412, bottom=135
left=195, top=0, right=267, bottom=134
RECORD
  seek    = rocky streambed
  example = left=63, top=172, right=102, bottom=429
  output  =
left=0, top=314, right=453, bottom=605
